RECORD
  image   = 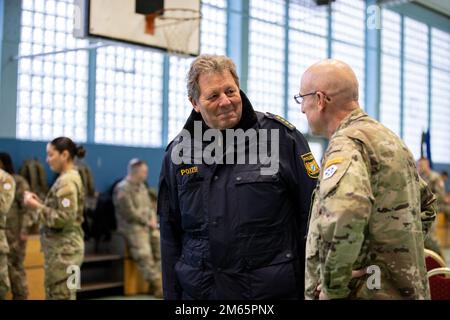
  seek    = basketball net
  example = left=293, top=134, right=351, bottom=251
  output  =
left=145, top=13, right=159, bottom=35
left=149, top=9, right=201, bottom=56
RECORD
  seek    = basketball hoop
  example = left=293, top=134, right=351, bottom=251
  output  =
left=150, top=8, right=201, bottom=56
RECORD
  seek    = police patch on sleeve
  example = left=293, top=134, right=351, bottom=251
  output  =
left=61, top=198, right=71, bottom=208
left=3, top=183, right=12, bottom=190
left=323, top=165, right=338, bottom=180
left=301, top=152, right=320, bottom=179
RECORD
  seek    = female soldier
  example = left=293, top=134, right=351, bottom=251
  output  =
left=0, top=152, right=32, bottom=300
left=24, top=137, right=86, bottom=300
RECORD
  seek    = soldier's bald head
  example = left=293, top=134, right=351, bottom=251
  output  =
left=300, top=59, right=361, bottom=138
left=302, top=59, right=359, bottom=108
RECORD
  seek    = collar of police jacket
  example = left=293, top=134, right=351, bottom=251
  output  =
left=183, top=89, right=258, bottom=136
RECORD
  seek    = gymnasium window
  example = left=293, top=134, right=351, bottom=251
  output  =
left=403, top=17, right=428, bottom=160
left=331, top=0, right=365, bottom=109
left=17, top=0, right=88, bottom=142
left=247, top=0, right=285, bottom=116
left=95, top=46, right=164, bottom=147
left=309, top=142, right=324, bottom=167
left=287, top=0, right=328, bottom=134
left=430, top=28, right=450, bottom=164
left=200, top=0, right=227, bottom=55
left=167, top=0, right=227, bottom=142
left=167, top=56, right=194, bottom=142
left=380, top=9, right=401, bottom=136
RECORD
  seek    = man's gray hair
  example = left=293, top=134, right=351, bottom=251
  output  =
left=127, top=158, right=146, bottom=174
left=187, top=54, right=240, bottom=102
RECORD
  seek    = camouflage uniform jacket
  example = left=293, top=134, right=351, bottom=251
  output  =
left=0, top=169, right=16, bottom=253
left=6, top=175, right=33, bottom=235
left=39, top=169, right=84, bottom=235
left=305, top=108, right=437, bottom=300
left=113, top=179, right=155, bottom=232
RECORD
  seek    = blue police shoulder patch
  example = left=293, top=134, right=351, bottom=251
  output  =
left=265, top=112, right=295, bottom=131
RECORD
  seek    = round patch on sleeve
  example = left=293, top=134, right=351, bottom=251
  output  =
left=3, top=183, right=12, bottom=190
left=323, top=165, right=338, bottom=180
left=61, top=198, right=71, bottom=208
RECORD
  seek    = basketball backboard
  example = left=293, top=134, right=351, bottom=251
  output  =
left=74, top=0, right=201, bottom=56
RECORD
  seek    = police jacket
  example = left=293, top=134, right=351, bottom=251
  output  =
left=158, top=90, right=317, bottom=299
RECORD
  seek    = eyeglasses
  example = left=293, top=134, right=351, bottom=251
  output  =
left=294, top=91, right=317, bottom=104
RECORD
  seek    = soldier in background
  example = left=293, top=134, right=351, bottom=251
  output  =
left=0, top=152, right=33, bottom=300
left=440, top=171, right=448, bottom=191
left=113, top=159, right=162, bottom=298
left=301, top=59, right=437, bottom=300
left=0, top=167, right=16, bottom=299
left=439, top=171, right=450, bottom=220
left=24, top=137, right=86, bottom=300
left=418, top=157, right=446, bottom=258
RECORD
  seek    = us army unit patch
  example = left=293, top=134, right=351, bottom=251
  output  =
left=61, top=198, right=71, bottom=208
left=323, top=164, right=338, bottom=180
left=301, top=152, right=320, bottom=179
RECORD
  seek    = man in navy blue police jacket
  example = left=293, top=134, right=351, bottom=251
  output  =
left=157, top=54, right=318, bottom=300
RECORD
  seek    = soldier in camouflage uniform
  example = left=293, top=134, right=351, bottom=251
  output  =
left=418, top=158, right=446, bottom=258
left=440, top=171, right=450, bottom=219
left=6, top=174, right=32, bottom=300
left=113, top=159, right=162, bottom=298
left=0, top=168, right=16, bottom=299
left=300, top=59, right=437, bottom=300
left=24, top=137, right=86, bottom=300
left=1, top=152, right=34, bottom=300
